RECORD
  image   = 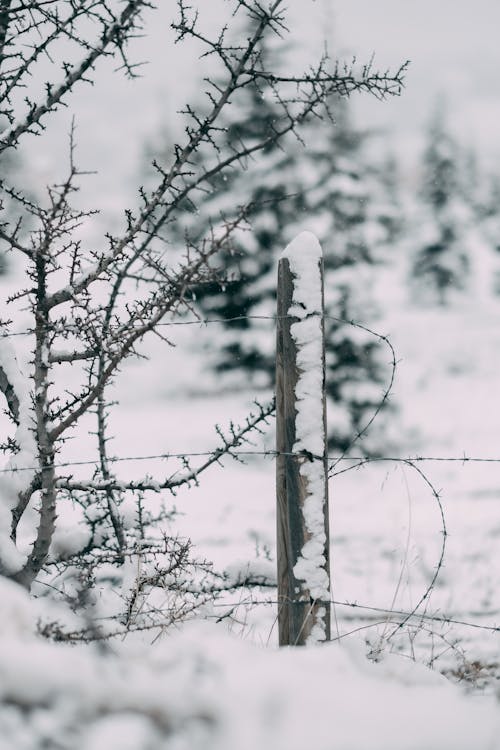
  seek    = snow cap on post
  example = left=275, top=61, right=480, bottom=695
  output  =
left=280, top=231, right=323, bottom=319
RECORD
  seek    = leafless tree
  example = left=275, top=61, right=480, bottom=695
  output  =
left=0, top=0, right=406, bottom=633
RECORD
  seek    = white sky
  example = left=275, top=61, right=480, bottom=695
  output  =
left=329, top=0, right=500, bottom=164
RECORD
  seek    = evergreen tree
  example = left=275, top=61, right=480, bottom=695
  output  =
left=410, top=106, right=472, bottom=305
left=163, top=27, right=302, bottom=377
left=481, top=175, right=500, bottom=253
left=473, top=172, right=500, bottom=299
left=295, top=102, right=398, bottom=452
left=163, top=44, right=399, bottom=452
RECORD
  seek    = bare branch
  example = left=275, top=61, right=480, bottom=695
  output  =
left=0, top=0, right=151, bottom=154
left=55, top=399, right=275, bottom=494
left=0, top=361, right=19, bottom=423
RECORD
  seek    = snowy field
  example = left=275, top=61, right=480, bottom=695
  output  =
left=2, top=1, right=500, bottom=747
left=3, top=270, right=500, bottom=748
left=2, top=202, right=500, bottom=742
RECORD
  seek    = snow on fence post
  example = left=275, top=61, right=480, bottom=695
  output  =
left=276, top=231, right=331, bottom=646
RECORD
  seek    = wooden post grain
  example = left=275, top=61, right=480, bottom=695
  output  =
left=276, top=236, right=331, bottom=646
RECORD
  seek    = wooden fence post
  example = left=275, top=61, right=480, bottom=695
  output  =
left=276, top=231, right=331, bottom=646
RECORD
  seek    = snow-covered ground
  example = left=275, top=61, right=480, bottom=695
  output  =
left=2, top=237, right=500, bottom=745
left=1, top=575, right=499, bottom=750
left=2, top=279, right=500, bottom=747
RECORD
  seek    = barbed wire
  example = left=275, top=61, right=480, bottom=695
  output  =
left=4, top=449, right=500, bottom=476
left=83, top=594, right=500, bottom=636
left=0, top=311, right=401, bottom=337
left=1, top=309, right=391, bottom=476
left=197, top=598, right=500, bottom=635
